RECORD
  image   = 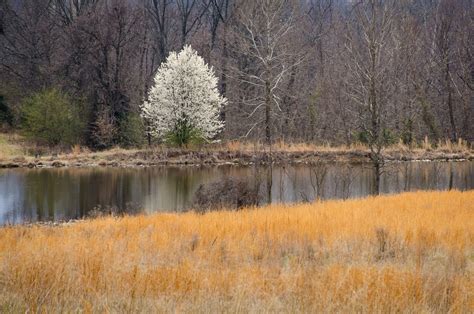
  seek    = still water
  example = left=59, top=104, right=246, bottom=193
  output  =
left=0, top=161, right=473, bottom=224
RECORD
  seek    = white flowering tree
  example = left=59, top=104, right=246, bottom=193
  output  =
left=142, top=45, right=226, bottom=146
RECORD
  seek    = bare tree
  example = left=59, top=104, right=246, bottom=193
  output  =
left=231, top=0, right=304, bottom=144
left=72, top=0, right=144, bottom=147
left=205, top=0, right=237, bottom=127
left=306, top=0, right=333, bottom=77
left=176, top=0, right=211, bottom=47
left=433, top=0, right=458, bottom=141
left=49, top=0, right=100, bottom=25
left=145, top=0, right=173, bottom=63
left=206, top=0, right=233, bottom=50
left=343, top=0, right=398, bottom=194
left=0, top=0, right=58, bottom=89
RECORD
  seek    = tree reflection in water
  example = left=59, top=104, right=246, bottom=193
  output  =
left=0, top=161, right=472, bottom=224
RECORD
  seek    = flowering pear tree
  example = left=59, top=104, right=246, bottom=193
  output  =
left=142, top=45, right=226, bottom=146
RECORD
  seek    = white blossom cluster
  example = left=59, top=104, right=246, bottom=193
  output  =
left=141, top=45, right=226, bottom=139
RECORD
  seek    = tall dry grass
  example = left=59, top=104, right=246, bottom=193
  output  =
left=1, top=130, right=472, bottom=164
left=0, top=191, right=473, bottom=312
left=222, top=139, right=363, bottom=153
left=0, top=133, right=27, bottom=160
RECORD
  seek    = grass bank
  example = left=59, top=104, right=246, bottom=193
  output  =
left=0, top=133, right=473, bottom=168
left=0, top=133, right=29, bottom=160
left=0, top=190, right=473, bottom=312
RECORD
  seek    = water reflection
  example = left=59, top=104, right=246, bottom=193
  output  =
left=0, top=161, right=473, bottom=224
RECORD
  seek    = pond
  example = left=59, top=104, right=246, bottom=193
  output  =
left=0, top=161, right=473, bottom=224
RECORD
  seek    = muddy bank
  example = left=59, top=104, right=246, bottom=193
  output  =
left=0, top=148, right=472, bottom=169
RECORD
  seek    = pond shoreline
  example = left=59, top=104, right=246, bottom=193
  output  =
left=1, top=148, right=473, bottom=169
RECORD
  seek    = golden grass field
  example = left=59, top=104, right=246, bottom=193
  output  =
left=0, top=190, right=473, bottom=312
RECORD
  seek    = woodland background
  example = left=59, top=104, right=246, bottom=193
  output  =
left=0, top=0, right=472, bottom=148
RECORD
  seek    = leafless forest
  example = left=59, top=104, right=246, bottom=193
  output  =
left=0, top=0, right=472, bottom=148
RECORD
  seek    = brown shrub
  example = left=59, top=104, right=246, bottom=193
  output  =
left=192, top=177, right=260, bottom=213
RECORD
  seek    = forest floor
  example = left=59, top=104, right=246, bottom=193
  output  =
left=0, top=190, right=472, bottom=312
left=0, top=132, right=473, bottom=168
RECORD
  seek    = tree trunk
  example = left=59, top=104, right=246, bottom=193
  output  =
left=219, top=23, right=228, bottom=124
left=446, top=61, right=458, bottom=141
left=283, top=69, right=296, bottom=139
left=265, top=80, right=271, bottom=145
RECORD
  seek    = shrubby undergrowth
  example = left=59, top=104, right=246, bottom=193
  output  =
left=20, top=89, right=85, bottom=146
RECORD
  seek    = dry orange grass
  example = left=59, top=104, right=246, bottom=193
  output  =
left=0, top=191, right=473, bottom=312
left=1, top=131, right=472, bottom=165
left=222, top=138, right=471, bottom=154
left=222, top=139, right=350, bottom=152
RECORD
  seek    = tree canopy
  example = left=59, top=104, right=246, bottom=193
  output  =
left=142, top=45, right=226, bottom=146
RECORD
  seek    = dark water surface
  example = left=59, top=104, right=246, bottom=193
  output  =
left=0, top=161, right=473, bottom=224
